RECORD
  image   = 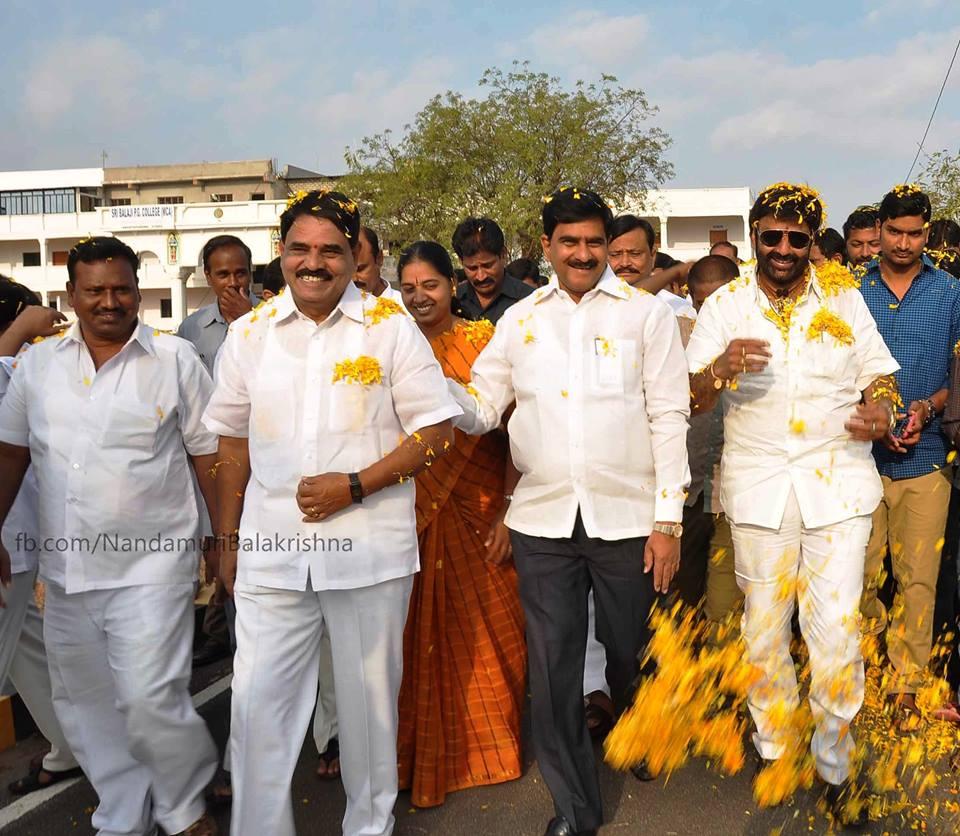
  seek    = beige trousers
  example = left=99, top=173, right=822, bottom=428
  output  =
left=705, top=514, right=743, bottom=639
left=860, top=468, right=952, bottom=694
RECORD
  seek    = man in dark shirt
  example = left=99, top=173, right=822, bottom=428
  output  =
left=859, top=185, right=960, bottom=725
left=452, top=217, right=533, bottom=323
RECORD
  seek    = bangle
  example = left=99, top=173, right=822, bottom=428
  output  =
left=709, top=359, right=724, bottom=390
left=923, top=398, right=937, bottom=424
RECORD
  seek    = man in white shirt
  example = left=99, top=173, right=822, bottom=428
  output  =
left=448, top=187, right=690, bottom=836
left=354, top=225, right=405, bottom=305
left=607, top=214, right=696, bottom=321
left=202, top=190, right=461, bottom=836
left=0, top=291, right=81, bottom=797
left=686, top=183, right=900, bottom=826
left=0, top=237, right=219, bottom=836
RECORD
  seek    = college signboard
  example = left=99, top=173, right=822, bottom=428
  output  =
left=107, top=204, right=175, bottom=227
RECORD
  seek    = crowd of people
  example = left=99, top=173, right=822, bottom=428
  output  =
left=0, top=180, right=959, bottom=836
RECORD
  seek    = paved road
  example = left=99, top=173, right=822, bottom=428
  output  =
left=1, top=665, right=958, bottom=835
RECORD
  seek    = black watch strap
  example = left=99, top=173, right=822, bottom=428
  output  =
left=348, top=472, right=364, bottom=504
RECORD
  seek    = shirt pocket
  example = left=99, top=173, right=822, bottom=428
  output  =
left=328, top=382, right=386, bottom=434
left=100, top=404, right=160, bottom=452
left=588, top=337, right=634, bottom=393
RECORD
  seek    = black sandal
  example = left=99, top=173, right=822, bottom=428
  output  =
left=8, top=764, right=83, bottom=796
left=316, top=736, right=341, bottom=780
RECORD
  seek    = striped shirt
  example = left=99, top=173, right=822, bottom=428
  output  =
left=860, top=255, right=960, bottom=480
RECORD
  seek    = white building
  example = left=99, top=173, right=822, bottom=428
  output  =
left=622, top=186, right=755, bottom=263
left=0, top=167, right=286, bottom=329
left=0, top=168, right=754, bottom=330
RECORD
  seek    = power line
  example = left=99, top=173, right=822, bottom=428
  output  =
left=905, top=34, right=960, bottom=182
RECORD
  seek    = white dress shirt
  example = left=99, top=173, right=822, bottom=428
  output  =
left=448, top=267, right=691, bottom=540
left=376, top=283, right=407, bottom=309
left=0, top=355, right=39, bottom=574
left=686, top=266, right=900, bottom=530
left=201, top=283, right=462, bottom=592
left=0, top=323, right=217, bottom=592
left=657, top=289, right=697, bottom=321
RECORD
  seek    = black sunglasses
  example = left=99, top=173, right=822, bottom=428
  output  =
left=758, top=229, right=812, bottom=249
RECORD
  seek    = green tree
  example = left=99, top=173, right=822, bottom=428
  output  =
left=918, top=148, right=960, bottom=220
left=342, top=63, right=673, bottom=258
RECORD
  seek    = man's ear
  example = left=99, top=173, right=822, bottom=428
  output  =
left=540, top=234, right=550, bottom=259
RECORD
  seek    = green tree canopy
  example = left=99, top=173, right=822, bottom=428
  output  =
left=919, top=148, right=960, bottom=220
left=341, top=63, right=673, bottom=259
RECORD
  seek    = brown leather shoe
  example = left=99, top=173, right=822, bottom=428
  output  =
left=176, top=812, right=218, bottom=836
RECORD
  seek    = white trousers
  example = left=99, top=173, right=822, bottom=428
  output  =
left=583, top=590, right=610, bottom=697
left=230, top=575, right=413, bottom=836
left=730, top=490, right=870, bottom=785
left=0, top=570, right=77, bottom=772
left=44, top=582, right=218, bottom=836
left=312, top=621, right=338, bottom=754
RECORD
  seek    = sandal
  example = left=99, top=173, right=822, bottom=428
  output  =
left=8, top=764, right=83, bottom=796
left=316, top=736, right=341, bottom=781
left=888, top=694, right=922, bottom=733
left=584, top=691, right=615, bottom=742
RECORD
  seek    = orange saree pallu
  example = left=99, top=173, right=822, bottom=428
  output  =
left=397, top=323, right=526, bottom=807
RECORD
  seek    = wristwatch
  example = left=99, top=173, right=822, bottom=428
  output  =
left=653, top=522, right=683, bottom=538
left=348, top=472, right=364, bottom=505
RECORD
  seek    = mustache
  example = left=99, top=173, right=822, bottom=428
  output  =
left=568, top=259, right=599, bottom=270
left=616, top=266, right=642, bottom=274
left=297, top=268, right=333, bottom=280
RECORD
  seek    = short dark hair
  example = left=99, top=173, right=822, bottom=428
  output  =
left=688, top=255, right=739, bottom=293
left=608, top=214, right=655, bottom=250
left=655, top=251, right=680, bottom=270
left=504, top=258, right=544, bottom=283
left=710, top=240, right=738, bottom=258
left=928, top=218, right=960, bottom=250
left=749, top=182, right=824, bottom=234
left=67, top=236, right=139, bottom=284
left=814, top=228, right=846, bottom=260
left=261, top=257, right=285, bottom=295
left=842, top=205, right=879, bottom=241
left=360, top=226, right=381, bottom=258
left=202, top=234, right=252, bottom=272
left=0, top=275, right=42, bottom=329
left=542, top=187, right=613, bottom=240
left=878, top=185, right=932, bottom=225
left=280, top=190, right=361, bottom=244
left=451, top=218, right=506, bottom=260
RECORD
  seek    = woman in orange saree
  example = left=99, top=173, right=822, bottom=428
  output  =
left=395, top=241, right=526, bottom=807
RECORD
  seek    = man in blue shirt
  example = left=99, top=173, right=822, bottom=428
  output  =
left=859, top=185, right=960, bottom=726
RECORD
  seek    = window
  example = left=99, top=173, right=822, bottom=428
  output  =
left=160, top=298, right=173, bottom=318
left=22, top=252, right=41, bottom=267
left=157, top=196, right=184, bottom=205
left=212, top=193, right=233, bottom=203
left=709, top=228, right=729, bottom=245
left=250, top=192, right=265, bottom=201
left=52, top=250, right=68, bottom=266
left=112, top=198, right=132, bottom=206
left=0, top=188, right=75, bottom=215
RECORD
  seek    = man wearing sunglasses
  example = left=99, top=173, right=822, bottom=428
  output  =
left=686, top=183, right=899, bottom=826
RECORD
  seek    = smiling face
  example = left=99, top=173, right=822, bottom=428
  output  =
left=67, top=258, right=140, bottom=343
left=280, top=215, right=357, bottom=322
left=399, top=259, right=454, bottom=332
left=541, top=217, right=608, bottom=301
left=880, top=214, right=928, bottom=270
left=752, top=215, right=813, bottom=289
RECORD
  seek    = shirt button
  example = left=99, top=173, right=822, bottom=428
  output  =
left=72, top=463, right=80, bottom=470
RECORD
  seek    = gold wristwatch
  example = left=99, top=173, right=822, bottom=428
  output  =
left=653, top=522, right=683, bottom=538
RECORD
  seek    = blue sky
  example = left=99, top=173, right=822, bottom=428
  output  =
left=1, top=0, right=959, bottom=224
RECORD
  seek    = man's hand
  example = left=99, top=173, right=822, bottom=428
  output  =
left=218, top=542, right=238, bottom=598
left=219, top=287, right=253, bottom=324
left=484, top=517, right=512, bottom=566
left=297, top=473, right=353, bottom=522
left=845, top=401, right=893, bottom=442
left=644, top=531, right=680, bottom=593
left=898, top=401, right=927, bottom=445
left=0, top=541, right=11, bottom=608
left=201, top=535, right=217, bottom=585
left=712, top=338, right=772, bottom=381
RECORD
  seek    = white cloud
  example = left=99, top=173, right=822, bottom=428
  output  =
left=520, top=11, right=649, bottom=68
left=866, top=0, right=944, bottom=24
